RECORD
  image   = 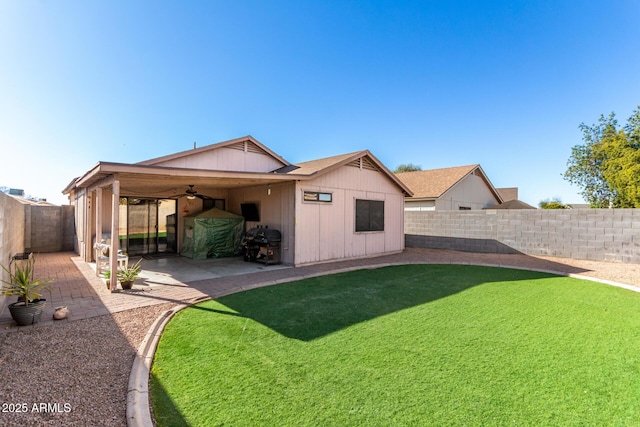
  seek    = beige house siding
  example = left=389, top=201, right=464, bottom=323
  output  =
left=384, top=192, right=405, bottom=252
left=434, top=174, right=500, bottom=210
left=147, top=146, right=285, bottom=173
left=228, top=182, right=295, bottom=264
left=294, top=165, right=405, bottom=266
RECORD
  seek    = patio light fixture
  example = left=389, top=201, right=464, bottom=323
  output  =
left=186, top=185, right=197, bottom=200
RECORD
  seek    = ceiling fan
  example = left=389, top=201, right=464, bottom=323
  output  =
left=185, top=185, right=198, bottom=200
left=177, top=185, right=213, bottom=201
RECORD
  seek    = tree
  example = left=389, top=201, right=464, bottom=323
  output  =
left=394, top=163, right=422, bottom=173
left=564, top=107, right=640, bottom=207
left=594, top=118, right=640, bottom=207
left=539, top=198, right=567, bottom=209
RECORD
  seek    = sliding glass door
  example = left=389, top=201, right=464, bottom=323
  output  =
left=119, top=198, right=177, bottom=256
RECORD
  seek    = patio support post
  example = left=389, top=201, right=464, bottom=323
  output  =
left=84, top=189, right=93, bottom=262
left=95, top=187, right=102, bottom=276
left=109, top=178, right=120, bottom=291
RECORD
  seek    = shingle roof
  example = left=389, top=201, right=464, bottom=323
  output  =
left=395, top=165, right=480, bottom=199
left=285, top=151, right=364, bottom=175
left=496, top=187, right=518, bottom=202
left=484, top=199, right=536, bottom=209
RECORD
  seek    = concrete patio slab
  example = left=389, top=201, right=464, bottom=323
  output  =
left=137, top=255, right=290, bottom=286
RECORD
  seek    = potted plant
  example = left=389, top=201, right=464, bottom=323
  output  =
left=103, top=269, right=112, bottom=289
left=117, top=259, right=142, bottom=290
left=1, top=255, right=53, bottom=326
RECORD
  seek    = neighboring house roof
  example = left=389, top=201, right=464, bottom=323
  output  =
left=9, top=195, right=57, bottom=206
left=396, top=164, right=502, bottom=202
left=484, top=199, right=536, bottom=209
left=496, top=187, right=518, bottom=202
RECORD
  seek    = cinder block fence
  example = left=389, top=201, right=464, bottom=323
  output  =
left=405, top=209, right=640, bottom=263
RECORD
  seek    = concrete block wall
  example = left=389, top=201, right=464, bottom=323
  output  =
left=0, top=192, right=26, bottom=309
left=0, top=192, right=26, bottom=267
left=405, top=209, right=640, bottom=263
left=25, top=205, right=75, bottom=253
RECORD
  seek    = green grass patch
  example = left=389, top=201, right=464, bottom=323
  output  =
left=150, top=264, right=640, bottom=426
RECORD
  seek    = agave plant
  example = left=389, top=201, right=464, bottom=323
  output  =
left=0, top=256, right=53, bottom=306
left=117, top=259, right=142, bottom=282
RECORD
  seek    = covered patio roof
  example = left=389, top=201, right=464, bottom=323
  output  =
left=64, top=161, right=304, bottom=198
left=63, top=150, right=413, bottom=197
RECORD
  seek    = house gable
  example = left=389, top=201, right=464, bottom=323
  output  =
left=397, top=164, right=501, bottom=202
left=396, top=165, right=478, bottom=200
left=398, top=164, right=503, bottom=210
left=137, top=136, right=289, bottom=173
left=437, top=171, right=502, bottom=209
left=282, top=151, right=412, bottom=196
left=439, top=166, right=502, bottom=206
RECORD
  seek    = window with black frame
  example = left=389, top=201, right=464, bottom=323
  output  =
left=355, top=199, right=384, bottom=232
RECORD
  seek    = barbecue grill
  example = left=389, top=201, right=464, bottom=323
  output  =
left=242, top=226, right=281, bottom=265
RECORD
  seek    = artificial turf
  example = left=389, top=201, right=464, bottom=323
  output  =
left=150, top=264, right=640, bottom=426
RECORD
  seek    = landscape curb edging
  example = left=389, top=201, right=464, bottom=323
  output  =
left=126, top=296, right=210, bottom=427
left=126, top=262, right=639, bottom=426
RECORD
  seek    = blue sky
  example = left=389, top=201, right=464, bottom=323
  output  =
left=1, top=1, right=638, bottom=206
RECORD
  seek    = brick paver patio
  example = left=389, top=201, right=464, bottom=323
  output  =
left=2, top=249, right=639, bottom=332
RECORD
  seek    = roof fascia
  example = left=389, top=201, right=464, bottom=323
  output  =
left=74, top=161, right=312, bottom=189
left=72, top=162, right=103, bottom=189
left=473, top=165, right=503, bottom=203
left=406, top=197, right=437, bottom=202
left=62, top=177, right=79, bottom=195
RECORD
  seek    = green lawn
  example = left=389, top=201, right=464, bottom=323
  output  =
left=150, top=265, right=640, bottom=426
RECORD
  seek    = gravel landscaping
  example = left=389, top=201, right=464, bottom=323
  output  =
left=0, top=303, right=176, bottom=427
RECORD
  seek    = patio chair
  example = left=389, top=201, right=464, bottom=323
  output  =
left=94, top=242, right=128, bottom=276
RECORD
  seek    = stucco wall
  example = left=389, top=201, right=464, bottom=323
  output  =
left=405, top=209, right=640, bottom=263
